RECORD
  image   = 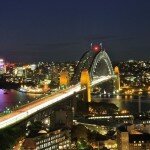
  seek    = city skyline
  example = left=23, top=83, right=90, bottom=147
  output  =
left=0, top=0, right=150, bottom=62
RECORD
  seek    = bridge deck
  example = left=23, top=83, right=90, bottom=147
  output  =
left=0, top=76, right=112, bottom=129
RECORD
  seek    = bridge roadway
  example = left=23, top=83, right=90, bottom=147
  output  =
left=0, top=76, right=112, bottom=129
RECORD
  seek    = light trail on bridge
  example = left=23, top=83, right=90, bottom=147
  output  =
left=0, top=76, right=112, bottom=129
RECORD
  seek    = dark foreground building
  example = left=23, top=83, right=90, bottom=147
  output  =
left=117, top=123, right=150, bottom=150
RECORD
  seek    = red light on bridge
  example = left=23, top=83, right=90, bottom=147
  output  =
left=91, top=44, right=101, bottom=53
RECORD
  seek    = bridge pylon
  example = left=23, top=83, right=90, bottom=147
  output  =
left=80, top=69, right=91, bottom=102
left=59, top=71, right=70, bottom=89
left=114, top=66, right=120, bottom=92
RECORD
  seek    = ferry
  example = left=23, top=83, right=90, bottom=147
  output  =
left=19, top=86, right=45, bottom=94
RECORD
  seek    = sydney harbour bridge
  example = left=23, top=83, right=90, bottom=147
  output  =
left=0, top=44, right=119, bottom=129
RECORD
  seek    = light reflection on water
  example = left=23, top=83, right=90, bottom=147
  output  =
left=92, top=95, right=150, bottom=114
left=0, top=89, right=42, bottom=112
left=0, top=89, right=149, bottom=114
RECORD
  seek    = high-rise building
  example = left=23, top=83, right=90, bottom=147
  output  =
left=0, top=58, right=6, bottom=74
left=117, top=126, right=130, bottom=150
left=14, top=67, right=24, bottom=77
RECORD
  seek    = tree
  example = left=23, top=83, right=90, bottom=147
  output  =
left=27, top=121, right=43, bottom=138
left=88, top=130, right=107, bottom=142
left=106, top=130, right=116, bottom=139
left=89, top=102, right=118, bottom=115
left=0, top=126, right=24, bottom=150
left=71, top=124, right=90, bottom=141
left=77, top=138, right=93, bottom=150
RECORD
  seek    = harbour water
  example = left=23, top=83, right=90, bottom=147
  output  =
left=0, top=89, right=150, bottom=114
left=0, top=89, right=42, bottom=112
left=93, top=95, right=150, bottom=114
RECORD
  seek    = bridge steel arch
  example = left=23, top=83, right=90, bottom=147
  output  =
left=90, top=50, right=114, bottom=79
left=72, top=49, right=114, bottom=83
left=72, top=50, right=96, bottom=84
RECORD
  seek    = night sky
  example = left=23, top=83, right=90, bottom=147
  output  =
left=0, top=0, right=150, bottom=63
